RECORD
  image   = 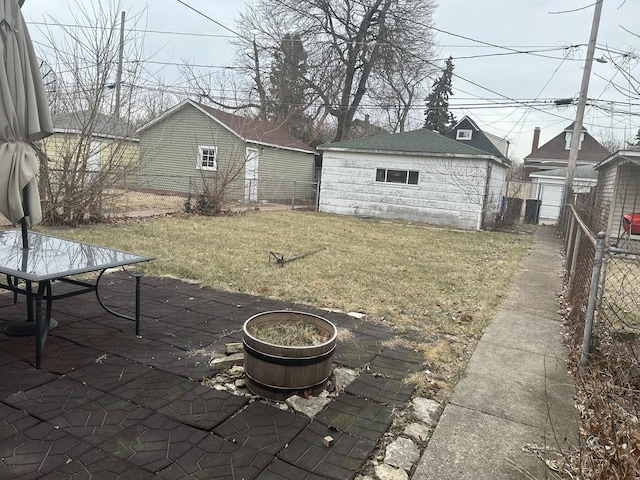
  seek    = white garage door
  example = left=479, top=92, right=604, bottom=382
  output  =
left=538, top=184, right=565, bottom=221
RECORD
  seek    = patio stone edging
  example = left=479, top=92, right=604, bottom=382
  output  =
left=204, top=354, right=442, bottom=480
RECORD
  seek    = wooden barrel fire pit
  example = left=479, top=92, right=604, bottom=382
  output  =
left=242, top=310, right=337, bottom=401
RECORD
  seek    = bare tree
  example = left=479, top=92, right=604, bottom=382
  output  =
left=234, top=0, right=437, bottom=142
left=596, top=132, right=626, bottom=153
left=34, top=1, right=149, bottom=225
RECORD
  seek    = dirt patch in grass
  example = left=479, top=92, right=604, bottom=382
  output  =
left=45, top=210, right=531, bottom=403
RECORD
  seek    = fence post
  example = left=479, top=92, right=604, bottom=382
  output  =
left=564, top=209, right=575, bottom=256
left=580, top=231, right=607, bottom=372
left=315, top=181, right=321, bottom=212
left=568, top=227, right=582, bottom=293
left=291, top=180, right=297, bottom=210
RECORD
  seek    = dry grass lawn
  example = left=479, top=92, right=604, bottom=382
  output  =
left=47, top=210, right=532, bottom=401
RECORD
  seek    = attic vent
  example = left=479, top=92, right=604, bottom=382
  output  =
left=456, top=129, right=472, bottom=140
left=565, top=131, right=584, bottom=150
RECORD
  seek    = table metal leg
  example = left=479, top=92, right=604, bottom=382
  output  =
left=135, top=274, right=141, bottom=336
left=33, top=281, right=52, bottom=370
left=4, top=277, right=58, bottom=337
left=95, top=269, right=143, bottom=336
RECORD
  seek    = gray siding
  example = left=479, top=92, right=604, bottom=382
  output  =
left=139, top=104, right=244, bottom=195
left=138, top=104, right=315, bottom=202
left=319, top=151, right=494, bottom=230
left=597, top=163, right=617, bottom=235
left=248, top=143, right=316, bottom=201
left=611, top=163, right=640, bottom=237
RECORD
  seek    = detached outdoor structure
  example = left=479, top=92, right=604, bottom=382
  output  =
left=523, top=123, right=609, bottom=180
left=529, top=165, right=598, bottom=224
left=593, top=147, right=640, bottom=246
left=318, top=128, right=511, bottom=230
left=136, top=100, right=317, bottom=205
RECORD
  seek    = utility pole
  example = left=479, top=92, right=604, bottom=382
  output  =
left=114, top=11, right=125, bottom=119
left=565, top=0, right=604, bottom=207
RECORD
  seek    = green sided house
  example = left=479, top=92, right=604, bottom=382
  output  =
left=136, top=99, right=317, bottom=204
left=318, top=128, right=511, bottom=230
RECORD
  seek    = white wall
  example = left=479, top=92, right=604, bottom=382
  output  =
left=319, top=150, right=501, bottom=230
left=531, top=176, right=596, bottom=223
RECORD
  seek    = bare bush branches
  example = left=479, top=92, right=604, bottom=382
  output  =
left=34, top=1, right=150, bottom=225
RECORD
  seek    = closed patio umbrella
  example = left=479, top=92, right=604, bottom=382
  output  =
left=0, top=0, right=52, bottom=239
left=1, top=0, right=54, bottom=336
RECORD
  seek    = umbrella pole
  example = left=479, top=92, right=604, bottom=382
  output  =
left=21, top=185, right=29, bottom=249
left=21, top=217, right=28, bottom=249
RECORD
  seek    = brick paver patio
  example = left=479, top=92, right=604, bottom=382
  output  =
left=0, top=272, right=420, bottom=479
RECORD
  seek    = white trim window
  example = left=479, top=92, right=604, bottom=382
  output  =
left=197, top=145, right=217, bottom=171
left=456, top=129, right=473, bottom=140
left=376, top=168, right=419, bottom=185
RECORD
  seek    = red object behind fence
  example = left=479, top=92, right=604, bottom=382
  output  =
left=622, top=213, right=640, bottom=234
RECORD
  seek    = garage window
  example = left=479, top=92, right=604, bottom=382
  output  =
left=376, top=168, right=419, bottom=185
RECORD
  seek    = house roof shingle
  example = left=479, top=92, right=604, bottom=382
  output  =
left=529, top=164, right=598, bottom=180
left=319, top=128, right=508, bottom=163
left=525, top=124, right=610, bottom=163
left=444, top=116, right=507, bottom=159
left=52, top=111, right=137, bottom=140
left=137, top=100, right=316, bottom=155
left=193, top=102, right=316, bottom=154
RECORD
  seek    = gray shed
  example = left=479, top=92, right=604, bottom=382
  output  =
left=594, top=147, right=640, bottom=245
left=136, top=99, right=316, bottom=204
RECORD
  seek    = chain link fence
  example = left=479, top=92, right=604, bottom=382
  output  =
left=562, top=205, right=640, bottom=478
left=0, top=173, right=320, bottom=227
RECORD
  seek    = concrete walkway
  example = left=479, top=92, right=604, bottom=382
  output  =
left=413, top=226, right=579, bottom=479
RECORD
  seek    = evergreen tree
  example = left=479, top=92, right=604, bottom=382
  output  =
left=267, top=34, right=312, bottom=142
left=424, top=56, right=456, bottom=134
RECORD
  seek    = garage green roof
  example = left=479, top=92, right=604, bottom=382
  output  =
left=319, top=128, right=498, bottom=157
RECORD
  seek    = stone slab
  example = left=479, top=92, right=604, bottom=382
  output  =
left=0, top=416, right=91, bottom=479
left=0, top=360, right=58, bottom=401
left=5, top=377, right=103, bottom=420
left=48, top=393, right=153, bottom=445
left=345, top=373, right=415, bottom=406
left=315, top=393, right=393, bottom=441
left=412, top=404, right=561, bottom=480
left=214, top=401, right=309, bottom=455
left=99, top=412, right=208, bottom=473
left=39, top=447, right=154, bottom=479
left=159, top=384, right=249, bottom=430
left=451, top=340, right=577, bottom=440
left=367, top=353, right=423, bottom=380
left=67, top=354, right=154, bottom=391
left=111, top=368, right=197, bottom=410
left=255, top=458, right=331, bottom=480
left=277, top=420, right=376, bottom=480
left=157, top=434, right=271, bottom=480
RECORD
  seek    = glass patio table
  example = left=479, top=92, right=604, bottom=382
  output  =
left=0, top=230, right=154, bottom=369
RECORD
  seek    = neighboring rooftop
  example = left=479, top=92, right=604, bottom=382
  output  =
left=320, top=128, right=509, bottom=164
left=52, top=111, right=137, bottom=140
left=444, top=115, right=508, bottom=159
left=530, top=164, right=599, bottom=180
left=137, top=99, right=316, bottom=155
left=525, top=123, right=610, bottom=163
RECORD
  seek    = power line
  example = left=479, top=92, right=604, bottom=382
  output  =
left=27, top=21, right=234, bottom=40
left=174, top=0, right=244, bottom=39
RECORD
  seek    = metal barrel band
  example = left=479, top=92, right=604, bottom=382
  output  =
left=244, top=371, right=331, bottom=394
left=242, top=339, right=335, bottom=366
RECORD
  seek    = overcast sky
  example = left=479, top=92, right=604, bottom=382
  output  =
left=21, top=0, right=640, bottom=160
